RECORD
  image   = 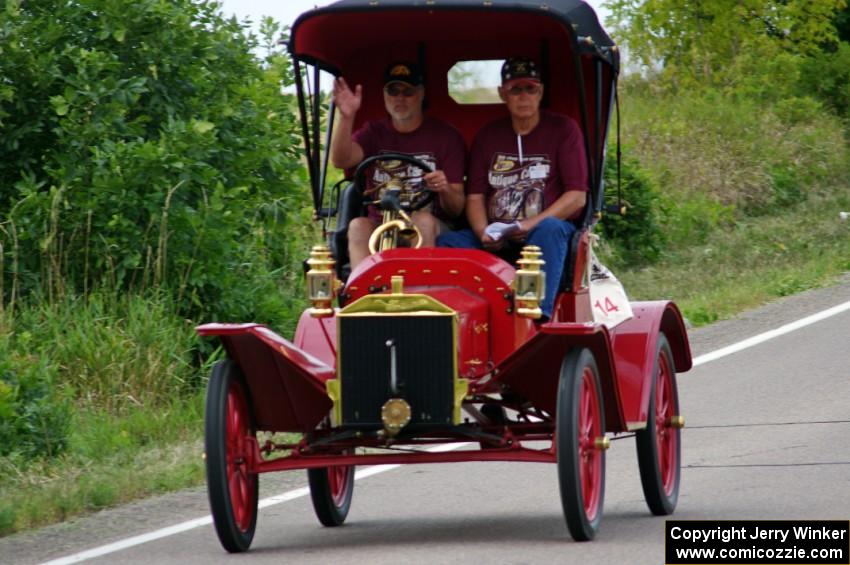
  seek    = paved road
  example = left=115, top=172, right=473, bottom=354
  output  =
left=5, top=276, right=850, bottom=564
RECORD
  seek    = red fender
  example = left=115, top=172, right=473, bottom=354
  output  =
left=608, top=301, right=692, bottom=429
left=496, top=322, right=627, bottom=433
left=197, top=323, right=334, bottom=432
left=293, top=310, right=337, bottom=369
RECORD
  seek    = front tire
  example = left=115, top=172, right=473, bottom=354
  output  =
left=636, top=333, right=681, bottom=515
left=307, top=455, right=355, bottom=526
left=205, top=360, right=258, bottom=553
left=557, top=348, right=606, bottom=541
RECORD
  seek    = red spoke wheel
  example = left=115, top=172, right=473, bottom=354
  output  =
left=205, top=360, right=258, bottom=553
left=557, top=347, right=606, bottom=541
left=307, top=450, right=355, bottom=526
left=636, top=333, right=681, bottom=515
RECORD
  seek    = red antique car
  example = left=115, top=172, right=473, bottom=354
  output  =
left=197, top=0, right=693, bottom=553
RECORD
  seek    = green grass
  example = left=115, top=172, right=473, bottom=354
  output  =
left=0, top=292, right=214, bottom=536
left=10, top=292, right=201, bottom=412
left=606, top=192, right=850, bottom=326
left=617, top=82, right=848, bottom=217
left=602, top=80, right=850, bottom=325
left=0, top=394, right=205, bottom=535
left=0, top=288, right=308, bottom=537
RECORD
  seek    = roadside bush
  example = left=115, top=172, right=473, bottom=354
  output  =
left=659, top=192, right=736, bottom=246
left=597, top=146, right=665, bottom=265
left=0, top=0, right=306, bottom=322
left=0, top=336, right=71, bottom=459
left=799, top=42, right=850, bottom=119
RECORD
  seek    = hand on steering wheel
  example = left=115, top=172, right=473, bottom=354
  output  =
left=352, top=153, right=435, bottom=212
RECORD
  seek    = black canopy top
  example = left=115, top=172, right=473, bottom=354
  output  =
left=290, top=0, right=618, bottom=72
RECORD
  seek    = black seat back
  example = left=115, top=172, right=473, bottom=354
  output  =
left=331, top=182, right=366, bottom=279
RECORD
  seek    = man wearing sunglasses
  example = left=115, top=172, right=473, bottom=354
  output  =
left=438, top=57, right=588, bottom=322
left=331, top=61, right=466, bottom=268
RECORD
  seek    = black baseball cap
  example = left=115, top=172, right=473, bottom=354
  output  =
left=384, top=62, right=424, bottom=87
left=501, top=57, right=541, bottom=84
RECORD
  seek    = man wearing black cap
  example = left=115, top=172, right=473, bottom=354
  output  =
left=438, top=57, right=588, bottom=321
left=331, top=62, right=466, bottom=268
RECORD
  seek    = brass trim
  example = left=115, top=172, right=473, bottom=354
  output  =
left=368, top=210, right=422, bottom=255
left=381, top=398, right=412, bottom=436
left=454, top=377, right=468, bottom=423
left=513, top=245, right=545, bottom=319
left=668, top=415, right=685, bottom=429
left=326, top=379, right=341, bottom=424
left=391, top=275, right=404, bottom=294
left=305, top=244, right=339, bottom=318
left=594, top=436, right=611, bottom=450
left=339, top=293, right=455, bottom=316
left=334, top=281, right=465, bottom=425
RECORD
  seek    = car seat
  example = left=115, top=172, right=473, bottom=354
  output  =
left=330, top=181, right=367, bottom=280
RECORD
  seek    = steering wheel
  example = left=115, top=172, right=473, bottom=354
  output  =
left=352, top=153, right=435, bottom=212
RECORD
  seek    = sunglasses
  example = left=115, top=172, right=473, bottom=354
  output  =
left=384, top=84, right=418, bottom=97
left=505, top=83, right=541, bottom=96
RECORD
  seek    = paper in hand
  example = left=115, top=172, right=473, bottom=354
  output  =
left=484, top=221, right=521, bottom=241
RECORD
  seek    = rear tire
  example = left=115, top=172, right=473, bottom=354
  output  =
left=205, top=360, right=258, bottom=553
left=308, top=455, right=355, bottom=526
left=636, top=333, right=681, bottom=515
left=557, top=348, right=606, bottom=541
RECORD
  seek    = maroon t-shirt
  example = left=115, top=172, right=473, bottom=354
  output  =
left=468, top=110, right=588, bottom=222
left=353, top=116, right=466, bottom=224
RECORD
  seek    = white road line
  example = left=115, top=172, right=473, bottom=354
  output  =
left=691, top=299, right=850, bottom=367
left=40, top=517, right=214, bottom=565
left=41, top=299, right=850, bottom=564
left=40, top=442, right=469, bottom=565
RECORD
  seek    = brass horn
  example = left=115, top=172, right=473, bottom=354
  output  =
left=368, top=209, right=422, bottom=255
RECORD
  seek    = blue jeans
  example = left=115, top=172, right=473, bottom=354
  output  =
left=437, top=217, right=577, bottom=319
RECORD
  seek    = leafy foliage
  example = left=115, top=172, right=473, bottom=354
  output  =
left=799, top=42, right=850, bottom=118
left=0, top=335, right=71, bottom=459
left=597, top=146, right=664, bottom=265
left=0, top=0, right=321, bottom=472
left=605, top=0, right=847, bottom=93
left=0, top=0, right=307, bottom=321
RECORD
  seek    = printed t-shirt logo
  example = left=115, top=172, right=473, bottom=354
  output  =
left=492, top=159, right=515, bottom=172
left=487, top=153, right=550, bottom=221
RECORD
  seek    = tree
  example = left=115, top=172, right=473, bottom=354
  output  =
left=0, top=0, right=305, bottom=319
left=605, top=0, right=847, bottom=90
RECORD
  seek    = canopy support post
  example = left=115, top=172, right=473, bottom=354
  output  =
left=294, top=59, right=321, bottom=215
left=572, top=51, right=595, bottom=227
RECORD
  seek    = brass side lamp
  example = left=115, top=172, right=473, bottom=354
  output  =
left=513, top=245, right=545, bottom=319
left=305, top=245, right=340, bottom=318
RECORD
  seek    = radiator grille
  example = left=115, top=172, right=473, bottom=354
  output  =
left=338, top=315, right=454, bottom=428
